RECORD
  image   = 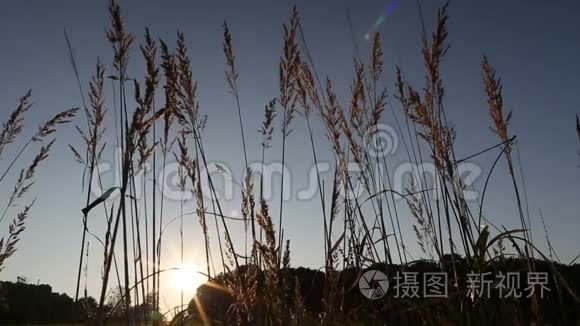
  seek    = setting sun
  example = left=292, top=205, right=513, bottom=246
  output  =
left=2, top=0, right=580, bottom=324
left=171, top=264, right=206, bottom=292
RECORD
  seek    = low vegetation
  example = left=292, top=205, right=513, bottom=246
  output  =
left=0, top=1, right=579, bottom=325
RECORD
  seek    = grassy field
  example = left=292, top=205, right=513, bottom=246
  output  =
left=0, top=0, right=579, bottom=325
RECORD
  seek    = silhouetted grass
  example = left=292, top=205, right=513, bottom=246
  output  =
left=1, top=0, right=579, bottom=325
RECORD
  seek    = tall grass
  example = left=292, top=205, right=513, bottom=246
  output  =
left=0, top=92, right=77, bottom=271
left=57, top=1, right=580, bottom=325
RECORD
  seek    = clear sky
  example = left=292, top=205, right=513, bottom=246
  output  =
left=0, top=0, right=579, bottom=312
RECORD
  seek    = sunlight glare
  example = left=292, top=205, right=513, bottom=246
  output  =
left=172, top=264, right=206, bottom=291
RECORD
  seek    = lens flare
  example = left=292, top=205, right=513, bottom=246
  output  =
left=365, top=0, right=400, bottom=40
left=172, top=264, right=205, bottom=291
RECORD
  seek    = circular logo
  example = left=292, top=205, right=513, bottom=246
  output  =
left=364, top=124, right=399, bottom=158
left=359, top=269, right=389, bottom=299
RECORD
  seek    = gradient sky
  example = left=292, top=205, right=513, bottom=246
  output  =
left=0, top=0, right=579, bottom=311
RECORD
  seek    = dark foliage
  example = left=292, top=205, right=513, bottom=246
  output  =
left=0, top=281, right=89, bottom=323
left=187, top=257, right=580, bottom=325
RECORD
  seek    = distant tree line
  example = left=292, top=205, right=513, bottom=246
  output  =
left=183, top=256, right=580, bottom=325
left=0, top=281, right=158, bottom=324
left=1, top=257, right=579, bottom=324
left=0, top=281, right=88, bottom=323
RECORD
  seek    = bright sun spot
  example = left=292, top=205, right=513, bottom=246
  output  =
left=171, top=264, right=206, bottom=291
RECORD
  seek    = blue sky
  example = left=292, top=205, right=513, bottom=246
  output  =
left=0, top=0, right=579, bottom=311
